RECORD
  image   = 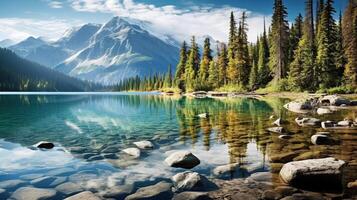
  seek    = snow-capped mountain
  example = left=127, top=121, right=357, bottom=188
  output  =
left=0, top=39, right=15, bottom=48
left=8, top=17, right=179, bottom=84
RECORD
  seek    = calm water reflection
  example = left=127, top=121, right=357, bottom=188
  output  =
left=0, top=94, right=356, bottom=199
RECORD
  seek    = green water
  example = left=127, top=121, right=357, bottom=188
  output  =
left=0, top=93, right=356, bottom=199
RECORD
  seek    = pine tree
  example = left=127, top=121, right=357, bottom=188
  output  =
left=317, top=0, right=338, bottom=89
left=249, top=59, right=258, bottom=90
left=217, top=43, right=228, bottom=86
left=288, top=14, right=303, bottom=65
left=228, top=11, right=238, bottom=55
left=198, top=38, right=212, bottom=85
left=289, top=0, right=316, bottom=91
left=269, top=0, right=290, bottom=81
left=258, top=18, right=271, bottom=87
left=185, top=36, right=200, bottom=91
left=164, top=65, right=173, bottom=88
left=342, top=0, right=357, bottom=88
left=208, top=60, right=219, bottom=89
left=335, top=11, right=346, bottom=84
left=316, top=0, right=325, bottom=37
left=174, top=41, right=187, bottom=90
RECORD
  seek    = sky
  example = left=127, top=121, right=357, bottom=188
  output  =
left=0, top=0, right=348, bottom=43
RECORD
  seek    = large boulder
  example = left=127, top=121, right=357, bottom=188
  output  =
left=295, top=117, right=321, bottom=127
left=320, top=95, right=350, bottom=106
left=165, top=151, right=200, bottom=169
left=122, top=148, right=141, bottom=158
left=171, top=171, right=210, bottom=192
left=133, top=141, right=153, bottom=149
left=11, top=187, right=57, bottom=200
left=64, top=191, right=101, bottom=200
left=284, top=99, right=315, bottom=113
left=125, top=181, right=173, bottom=200
left=280, top=157, right=345, bottom=189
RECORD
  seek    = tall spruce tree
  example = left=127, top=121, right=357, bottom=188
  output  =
left=316, top=0, right=338, bottom=89
left=164, top=65, right=173, bottom=88
left=289, top=0, right=316, bottom=91
left=185, top=36, right=200, bottom=91
left=174, top=41, right=187, bottom=90
left=335, top=11, right=346, bottom=84
left=198, top=38, right=212, bottom=85
left=316, top=0, right=325, bottom=38
left=288, top=14, right=303, bottom=65
left=258, top=18, right=271, bottom=87
left=217, top=43, right=228, bottom=86
left=208, top=60, right=219, bottom=89
left=269, top=0, right=290, bottom=81
left=342, top=0, right=357, bottom=88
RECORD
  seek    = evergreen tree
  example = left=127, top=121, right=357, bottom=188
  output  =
left=269, top=0, right=290, bottom=81
left=316, top=0, right=338, bottom=89
left=342, top=0, right=357, bottom=88
left=258, top=18, right=271, bottom=87
left=198, top=38, right=212, bottom=85
left=228, top=11, right=238, bottom=55
left=208, top=60, right=219, bottom=89
left=288, top=14, right=303, bottom=65
left=185, top=36, right=200, bottom=91
left=174, top=41, right=188, bottom=90
left=316, top=0, right=325, bottom=37
left=217, top=43, right=228, bottom=86
left=249, top=59, right=258, bottom=90
left=164, top=65, right=173, bottom=88
left=335, top=11, right=346, bottom=84
left=235, top=12, right=251, bottom=85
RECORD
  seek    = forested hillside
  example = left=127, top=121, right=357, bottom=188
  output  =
left=0, top=48, right=100, bottom=91
left=117, top=0, right=357, bottom=94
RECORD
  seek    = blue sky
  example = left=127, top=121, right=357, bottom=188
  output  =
left=0, top=0, right=348, bottom=43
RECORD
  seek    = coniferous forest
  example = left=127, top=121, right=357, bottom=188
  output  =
left=116, top=0, right=357, bottom=94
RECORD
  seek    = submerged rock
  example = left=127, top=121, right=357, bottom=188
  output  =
left=102, top=184, right=135, bottom=199
left=173, top=192, right=210, bottom=200
left=125, top=181, right=173, bottom=200
left=64, top=191, right=101, bottom=200
left=316, top=107, right=332, bottom=115
left=212, top=163, right=239, bottom=176
left=133, top=141, right=153, bottom=149
left=34, top=141, right=54, bottom=149
left=11, top=187, right=57, bottom=200
left=122, top=148, right=141, bottom=158
left=0, top=180, right=26, bottom=189
left=30, top=176, right=57, bottom=187
left=311, top=134, right=331, bottom=145
left=320, top=95, right=350, bottom=106
left=172, top=171, right=210, bottom=192
left=55, top=182, right=83, bottom=195
left=280, top=157, right=345, bottom=188
left=283, top=100, right=314, bottom=113
left=165, top=151, right=200, bottom=169
left=267, top=127, right=285, bottom=134
left=295, top=117, right=321, bottom=127
left=269, top=152, right=300, bottom=163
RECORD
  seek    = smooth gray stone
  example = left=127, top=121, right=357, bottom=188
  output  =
left=0, top=180, right=26, bottom=189
left=55, top=182, right=83, bottom=195
left=30, top=176, right=56, bottom=187
left=125, top=181, right=173, bottom=200
left=64, top=191, right=101, bottom=200
left=10, top=187, right=57, bottom=200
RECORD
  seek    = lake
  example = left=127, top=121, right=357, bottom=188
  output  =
left=0, top=93, right=356, bottom=199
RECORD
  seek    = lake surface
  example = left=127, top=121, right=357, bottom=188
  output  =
left=0, top=93, right=356, bottom=199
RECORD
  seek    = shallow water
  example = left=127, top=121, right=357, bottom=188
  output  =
left=0, top=94, right=356, bottom=199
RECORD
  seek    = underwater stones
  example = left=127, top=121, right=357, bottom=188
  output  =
left=102, top=153, right=118, bottom=159
left=46, top=167, right=75, bottom=176
left=34, top=141, right=54, bottom=149
left=55, top=182, right=83, bottom=195
left=87, top=155, right=104, bottom=162
left=122, top=148, right=141, bottom=158
left=11, top=187, right=57, bottom=200
left=279, top=157, right=345, bottom=186
left=64, top=191, right=101, bottom=200
left=269, top=152, right=300, bottom=163
left=0, top=179, right=26, bottom=189
left=172, top=171, right=208, bottom=192
left=267, top=127, right=285, bottom=134
left=311, top=134, right=331, bottom=145
left=283, top=100, right=313, bottom=113
left=19, top=174, right=43, bottom=180
left=293, top=151, right=322, bottom=161
left=261, top=189, right=283, bottom=200
left=295, top=117, right=321, bottom=127
left=125, top=181, right=173, bottom=200
left=133, top=140, right=153, bottom=149
left=173, top=192, right=210, bottom=200
left=320, top=95, right=350, bottom=106
left=212, top=163, right=239, bottom=176
left=248, top=172, right=272, bottom=183
left=165, top=151, right=200, bottom=169
left=278, top=135, right=291, bottom=140
left=101, top=145, right=120, bottom=153
left=30, top=176, right=57, bottom=187
left=0, top=188, right=5, bottom=196
left=316, top=107, right=332, bottom=115
left=82, top=153, right=97, bottom=159
left=102, top=184, right=135, bottom=199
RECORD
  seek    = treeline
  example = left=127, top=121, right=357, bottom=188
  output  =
left=117, top=0, right=357, bottom=93
left=0, top=48, right=103, bottom=91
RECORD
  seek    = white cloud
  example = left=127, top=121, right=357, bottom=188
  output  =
left=48, top=1, right=63, bottom=9
left=69, top=0, right=271, bottom=43
left=0, top=18, right=82, bottom=42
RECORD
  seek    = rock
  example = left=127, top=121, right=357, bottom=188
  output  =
left=11, top=187, right=57, bottom=200
left=133, top=141, right=153, bottom=149
left=273, top=118, right=283, bottom=126
left=321, top=121, right=335, bottom=129
left=212, top=163, right=239, bottom=176
left=64, top=191, right=101, bottom=200
left=267, top=127, right=285, bottom=134
left=55, top=182, right=83, bottom=195
left=295, top=117, right=321, bottom=127
left=173, top=192, right=211, bottom=200
left=347, top=180, right=357, bottom=189
left=284, top=100, right=314, bottom=113
left=232, top=192, right=257, bottom=200
left=274, top=186, right=298, bottom=197
left=280, top=193, right=325, bottom=200
left=46, top=167, right=75, bottom=176
left=101, top=145, right=120, bottom=153
left=34, top=141, right=54, bottom=149
left=171, top=171, right=207, bottom=192
left=311, top=134, right=331, bottom=145
left=48, top=177, right=67, bottom=187
left=125, top=181, right=173, bottom=200
left=320, top=95, right=350, bottom=106
left=198, top=113, right=207, bottom=118
left=165, top=151, right=200, bottom=169
left=102, top=153, right=118, bottom=159
left=122, top=148, right=141, bottom=158
left=269, top=152, right=300, bottom=163
left=316, top=108, right=332, bottom=115
left=270, top=163, right=284, bottom=173
left=293, top=151, right=321, bottom=161
left=261, top=189, right=282, bottom=200
left=249, top=172, right=272, bottom=182
left=0, top=180, right=26, bottom=189
left=102, top=184, right=134, bottom=199
left=82, top=153, right=98, bottom=159
left=337, top=120, right=352, bottom=127
left=87, top=155, right=104, bottom=161
left=19, top=174, right=43, bottom=180
left=278, top=135, right=291, bottom=140
left=30, top=176, right=57, bottom=187
left=279, top=157, right=345, bottom=188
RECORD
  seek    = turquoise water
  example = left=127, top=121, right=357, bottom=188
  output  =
left=0, top=93, right=356, bottom=199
